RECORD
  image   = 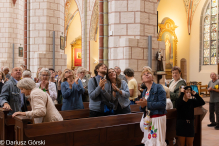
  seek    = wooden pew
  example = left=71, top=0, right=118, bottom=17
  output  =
left=26, top=102, right=90, bottom=111
left=13, top=107, right=205, bottom=146
left=14, top=113, right=143, bottom=146
left=0, top=108, right=15, bottom=144
left=0, top=104, right=140, bottom=145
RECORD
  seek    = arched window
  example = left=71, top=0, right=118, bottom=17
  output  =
left=202, top=0, right=217, bottom=65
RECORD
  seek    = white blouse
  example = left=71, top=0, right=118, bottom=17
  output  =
left=166, top=98, right=173, bottom=110
left=36, top=82, right=57, bottom=101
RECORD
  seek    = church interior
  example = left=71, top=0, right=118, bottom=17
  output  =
left=0, top=0, right=219, bottom=146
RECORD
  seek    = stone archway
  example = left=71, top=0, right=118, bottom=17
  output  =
left=64, top=0, right=82, bottom=69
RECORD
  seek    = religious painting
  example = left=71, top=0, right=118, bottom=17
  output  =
left=18, top=47, right=23, bottom=57
left=161, top=32, right=174, bottom=70
left=77, top=52, right=81, bottom=59
left=60, top=36, right=65, bottom=50
left=74, top=48, right=82, bottom=66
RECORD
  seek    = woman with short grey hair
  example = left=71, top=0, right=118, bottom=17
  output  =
left=22, top=70, right=32, bottom=78
left=77, top=67, right=89, bottom=102
left=36, top=68, right=57, bottom=103
left=12, top=78, right=63, bottom=123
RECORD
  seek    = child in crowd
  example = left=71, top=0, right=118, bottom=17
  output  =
left=176, top=86, right=205, bottom=146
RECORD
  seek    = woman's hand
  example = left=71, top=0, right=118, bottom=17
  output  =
left=12, top=112, right=26, bottom=118
left=75, top=77, right=79, bottom=84
left=112, top=83, right=119, bottom=91
left=41, top=80, right=49, bottom=90
left=136, top=98, right=147, bottom=108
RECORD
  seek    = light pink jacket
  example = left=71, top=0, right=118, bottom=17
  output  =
left=25, top=88, right=63, bottom=123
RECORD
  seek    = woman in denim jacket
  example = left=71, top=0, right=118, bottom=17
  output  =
left=136, top=69, right=167, bottom=146
left=107, top=68, right=131, bottom=114
left=61, top=69, right=85, bottom=111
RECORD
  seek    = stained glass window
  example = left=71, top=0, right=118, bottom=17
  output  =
left=204, top=49, right=210, bottom=57
left=203, top=0, right=218, bottom=65
left=211, top=41, right=216, bottom=48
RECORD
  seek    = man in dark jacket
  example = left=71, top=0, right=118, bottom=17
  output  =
left=0, top=67, right=28, bottom=115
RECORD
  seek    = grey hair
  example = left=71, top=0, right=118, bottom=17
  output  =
left=3, top=67, right=9, bottom=71
left=142, top=66, right=152, bottom=71
left=114, top=66, right=121, bottom=69
left=17, top=78, right=36, bottom=90
left=39, top=68, right=51, bottom=80
left=22, top=70, right=31, bottom=77
left=77, top=67, right=87, bottom=74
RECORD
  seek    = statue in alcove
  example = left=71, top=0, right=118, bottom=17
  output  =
left=156, top=49, right=164, bottom=71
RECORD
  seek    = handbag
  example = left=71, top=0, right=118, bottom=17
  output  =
left=93, top=77, right=114, bottom=115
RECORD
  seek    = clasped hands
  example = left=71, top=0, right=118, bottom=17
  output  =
left=99, top=78, right=107, bottom=90
left=208, top=87, right=213, bottom=92
left=136, top=98, right=147, bottom=108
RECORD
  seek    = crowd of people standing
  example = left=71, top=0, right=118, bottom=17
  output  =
left=0, top=63, right=211, bottom=146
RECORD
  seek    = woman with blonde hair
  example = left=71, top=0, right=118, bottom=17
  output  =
left=12, top=78, right=63, bottom=123
left=34, top=67, right=42, bottom=83
left=77, top=67, right=89, bottom=102
left=61, top=69, right=85, bottom=110
left=136, top=69, right=167, bottom=146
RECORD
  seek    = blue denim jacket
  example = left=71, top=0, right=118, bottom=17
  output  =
left=141, top=82, right=166, bottom=116
left=61, top=79, right=85, bottom=111
left=0, top=77, right=27, bottom=115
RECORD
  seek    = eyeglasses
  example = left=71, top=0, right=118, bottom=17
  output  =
left=41, top=74, right=49, bottom=77
left=80, top=72, right=85, bottom=74
left=65, top=70, right=71, bottom=73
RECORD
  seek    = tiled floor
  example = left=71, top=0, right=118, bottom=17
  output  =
left=201, top=103, right=219, bottom=146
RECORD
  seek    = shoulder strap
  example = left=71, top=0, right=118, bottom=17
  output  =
left=93, top=77, right=98, bottom=87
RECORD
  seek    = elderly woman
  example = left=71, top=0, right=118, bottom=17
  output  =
left=61, top=69, right=85, bottom=110
left=77, top=67, right=89, bottom=102
left=107, top=68, right=131, bottom=114
left=22, top=70, right=32, bottom=78
left=36, top=68, right=57, bottom=103
left=136, top=69, right=166, bottom=146
left=12, top=78, right=63, bottom=123
left=169, top=66, right=186, bottom=108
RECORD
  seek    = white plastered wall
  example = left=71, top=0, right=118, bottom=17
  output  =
left=189, top=0, right=214, bottom=85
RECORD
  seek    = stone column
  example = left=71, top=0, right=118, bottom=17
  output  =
left=108, top=0, right=165, bottom=84
left=0, top=0, right=24, bottom=70
left=99, top=0, right=103, bottom=63
left=29, top=0, right=66, bottom=77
